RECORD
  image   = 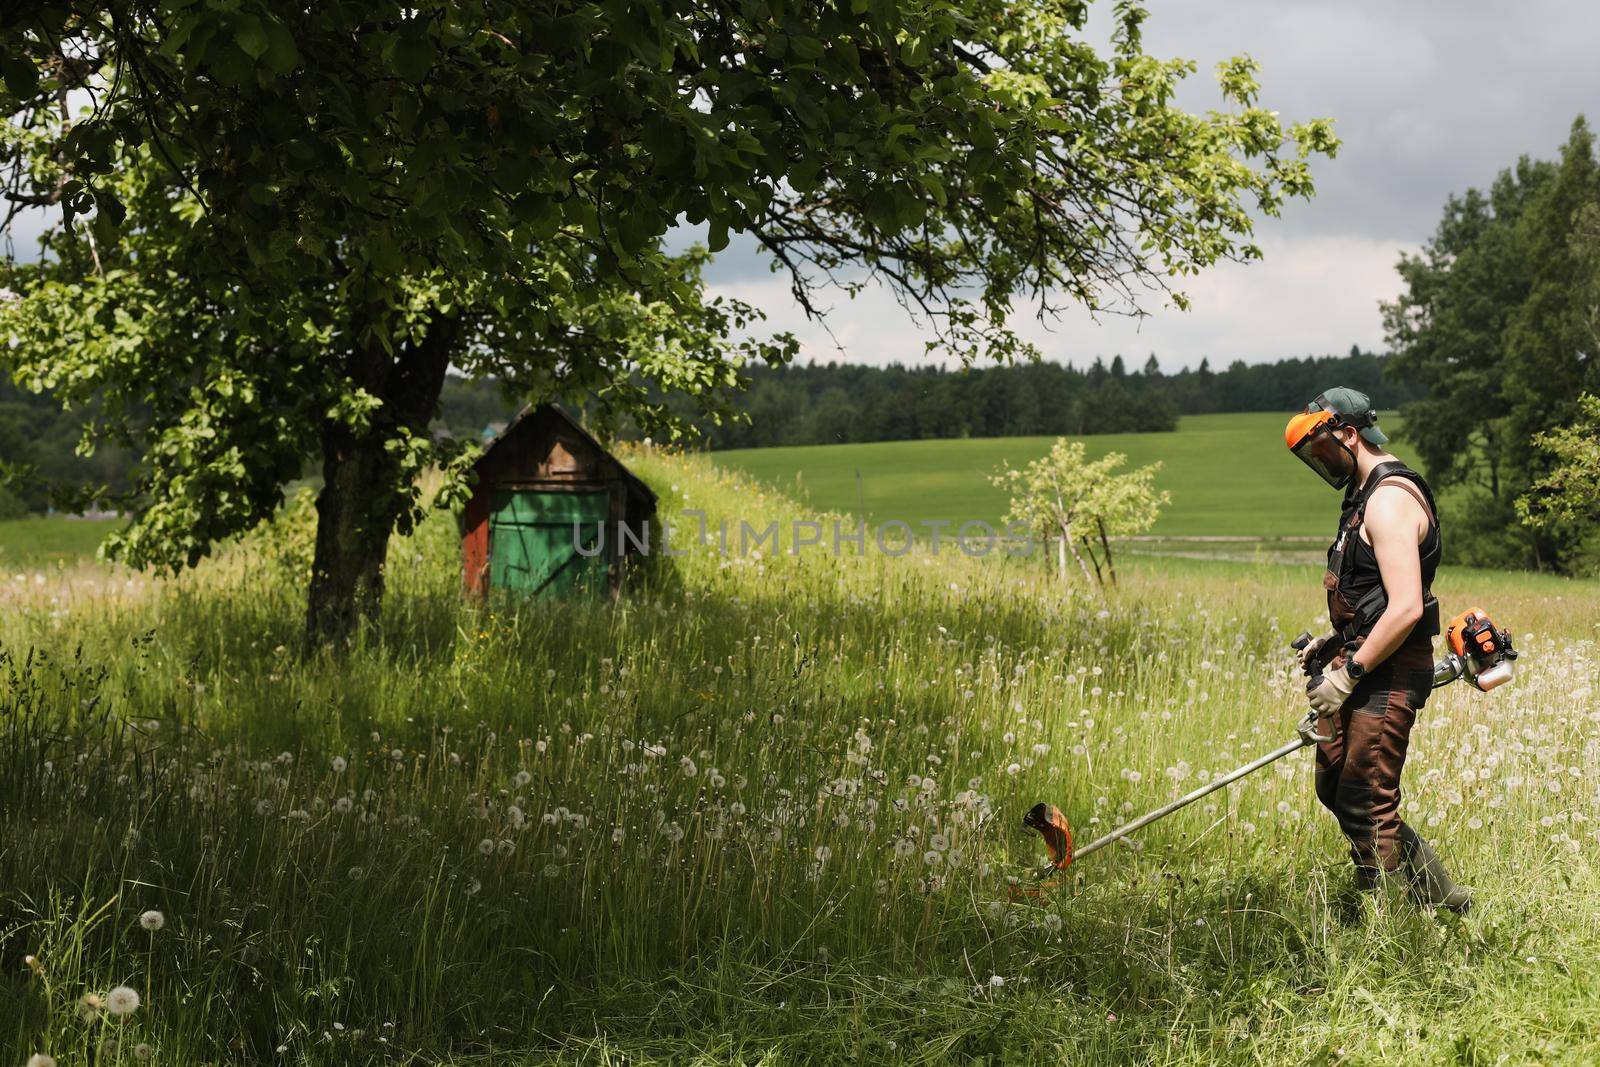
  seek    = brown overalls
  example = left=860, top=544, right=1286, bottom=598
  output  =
left=1311, top=462, right=1442, bottom=881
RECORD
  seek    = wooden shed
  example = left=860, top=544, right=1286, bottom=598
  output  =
left=460, top=404, right=657, bottom=599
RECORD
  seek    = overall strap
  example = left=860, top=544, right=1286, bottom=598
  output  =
left=1325, top=461, right=1428, bottom=592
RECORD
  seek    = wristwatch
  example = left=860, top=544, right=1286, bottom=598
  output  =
left=1347, top=658, right=1367, bottom=681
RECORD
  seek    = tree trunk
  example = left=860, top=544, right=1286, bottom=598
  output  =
left=1081, top=537, right=1103, bottom=585
left=1096, top=517, right=1117, bottom=587
left=306, top=433, right=403, bottom=647
left=305, top=317, right=458, bottom=647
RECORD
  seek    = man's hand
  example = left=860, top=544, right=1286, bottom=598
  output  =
left=1308, top=663, right=1357, bottom=717
left=1298, top=632, right=1337, bottom=675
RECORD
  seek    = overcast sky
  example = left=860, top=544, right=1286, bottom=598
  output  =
left=692, top=0, right=1600, bottom=371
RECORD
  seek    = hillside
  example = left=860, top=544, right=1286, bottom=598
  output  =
left=714, top=412, right=1417, bottom=539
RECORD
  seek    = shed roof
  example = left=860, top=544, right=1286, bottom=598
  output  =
left=473, top=403, right=657, bottom=511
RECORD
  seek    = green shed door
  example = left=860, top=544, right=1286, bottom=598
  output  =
left=488, top=490, right=612, bottom=599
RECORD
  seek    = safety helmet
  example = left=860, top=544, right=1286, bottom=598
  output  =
left=1284, top=392, right=1376, bottom=489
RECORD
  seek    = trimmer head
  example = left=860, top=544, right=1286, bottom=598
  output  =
left=1023, top=802, right=1074, bottom=871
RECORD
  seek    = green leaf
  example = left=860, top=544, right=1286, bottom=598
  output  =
left=392, top=34, right=437, bottom=82
left=95, top=189, right=127, bottom=227
left=1, top=51, right=39, bottom=98
left=234, top=15, right=269, bottom=60
left=707, top=219, right=729, bottom=253
left=263, top=20, right=300, bottom=75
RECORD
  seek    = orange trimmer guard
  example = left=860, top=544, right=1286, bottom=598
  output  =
left=1023, top=802, right=1074, bottom=871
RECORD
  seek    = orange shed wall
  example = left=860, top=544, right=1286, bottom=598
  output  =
left=461, top=489, right=490, bottom=595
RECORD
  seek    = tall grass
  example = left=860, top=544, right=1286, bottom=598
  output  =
left=2, top=448, right=1598, bottom=1064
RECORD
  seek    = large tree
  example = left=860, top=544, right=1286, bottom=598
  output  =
left=1384, top=118, right=1600, bottom=570
left=1, top=1, right=1335, bottom=643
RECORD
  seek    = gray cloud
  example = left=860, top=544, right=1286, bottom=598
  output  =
left=690, top=1, right=1600, bottom=367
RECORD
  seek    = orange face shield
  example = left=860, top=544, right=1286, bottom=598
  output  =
left=1284, top=407, right=1356, bottom=489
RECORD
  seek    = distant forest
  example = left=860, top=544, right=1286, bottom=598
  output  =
left=436, top=345, right=1420, bottom=448
left=2, top=348, right=1419, bottom=515
left=673, top=347, right=1421, bottom=449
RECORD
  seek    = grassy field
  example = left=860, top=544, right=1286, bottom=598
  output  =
left=714, top=412, right=1418, bottom=538
left=0, top=516, right=122, bottom=567
left=3, top=448, right=1599, bottom=1064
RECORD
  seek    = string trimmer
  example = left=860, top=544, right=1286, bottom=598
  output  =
left=1023, top=608, right=1518, bottom=876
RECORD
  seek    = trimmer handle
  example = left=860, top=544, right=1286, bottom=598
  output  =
left=1290, top=631, right=1313, bottom=652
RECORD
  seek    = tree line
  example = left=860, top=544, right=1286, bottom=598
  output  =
left=664, top=346, right=1418, bottom=449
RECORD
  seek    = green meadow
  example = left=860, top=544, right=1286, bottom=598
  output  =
left=714, top=411, right=1417, bottom=538
left=4, top=446, right=1600, bottom=1064
left=0, top=516, right=122, bottom=568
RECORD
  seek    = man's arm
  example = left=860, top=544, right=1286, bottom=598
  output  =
left=1352, top=486, right=1428, bottom=671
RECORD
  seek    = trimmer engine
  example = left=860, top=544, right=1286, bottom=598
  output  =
left=1435, top=607, right=1517, bottom=690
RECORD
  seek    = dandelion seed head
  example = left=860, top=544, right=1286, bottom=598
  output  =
left=106, top=985, right=140, bottom=1016
left=139, top=909, right=165, bottom=931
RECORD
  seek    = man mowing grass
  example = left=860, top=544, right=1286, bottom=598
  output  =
left=1286, top=388, right=1471, bottom=912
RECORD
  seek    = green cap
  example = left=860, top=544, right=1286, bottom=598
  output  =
left=1312, top=387, right=1388, bottom=445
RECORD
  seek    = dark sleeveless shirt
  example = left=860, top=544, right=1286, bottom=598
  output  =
left=1326, top=461, right=1442, bottom=640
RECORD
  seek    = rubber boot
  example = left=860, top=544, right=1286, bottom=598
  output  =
left=1398, top=825, right=1472, bottom=913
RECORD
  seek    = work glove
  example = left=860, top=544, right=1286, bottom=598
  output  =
left=1297, top=631, right=1337, bottom=676
left=1307, top=663, right=1357, bottom=718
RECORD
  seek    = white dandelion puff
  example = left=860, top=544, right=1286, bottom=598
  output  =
left=106, top=985, right=141, bottom=1016
left=138, top=909, right=165, bottom=931
left=477, top=838, right=496, bottom=856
